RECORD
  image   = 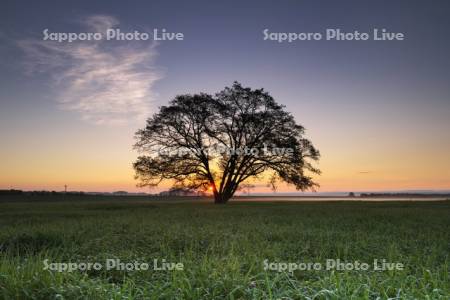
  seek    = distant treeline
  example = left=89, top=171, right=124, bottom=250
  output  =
left=360, top=193, right=450, bottom=198
left=0, top=190, right=150, bottom=197
left=1, top=189, right=448, bottom=198
left=0, top=190, right=85, bottom=196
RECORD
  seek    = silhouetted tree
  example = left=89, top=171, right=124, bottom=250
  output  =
left=134, top=82, right=320, bottom=204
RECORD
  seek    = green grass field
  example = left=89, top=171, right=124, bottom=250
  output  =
left=0, top=196, right=449, bottom=299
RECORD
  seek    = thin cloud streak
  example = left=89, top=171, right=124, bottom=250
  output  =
left=18, top=15, right=162, bottom=125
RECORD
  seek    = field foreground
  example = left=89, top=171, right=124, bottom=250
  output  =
left=0, top=196, right=449, bottom=299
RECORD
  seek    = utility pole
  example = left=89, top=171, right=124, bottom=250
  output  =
left=64, top=185, right=67, bottom=194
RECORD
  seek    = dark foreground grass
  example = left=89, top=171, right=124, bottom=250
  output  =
left=0, top=196, right=448, bottom=299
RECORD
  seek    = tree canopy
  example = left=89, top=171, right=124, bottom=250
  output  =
left=134, top=82, right=320, bottom=203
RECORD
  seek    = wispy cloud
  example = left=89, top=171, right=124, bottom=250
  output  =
left=18, top=15, right=162, bottom=125
left=82, top=15, right=119, bottom=32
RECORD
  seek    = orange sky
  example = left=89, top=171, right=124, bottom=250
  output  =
left=1, top=117, right=449, bottom=193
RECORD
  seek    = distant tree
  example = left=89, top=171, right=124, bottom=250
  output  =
left=160, top=187, right=201, bottom=197
left=348, top=192, right=356, bottom=197
left=133, top=82, right=320, bottom=204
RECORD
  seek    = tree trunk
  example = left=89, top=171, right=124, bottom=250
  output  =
left=214, top=193, right=230, bottom=204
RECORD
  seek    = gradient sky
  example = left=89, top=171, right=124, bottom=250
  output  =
left=1, top=0, right=449, bottom=193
